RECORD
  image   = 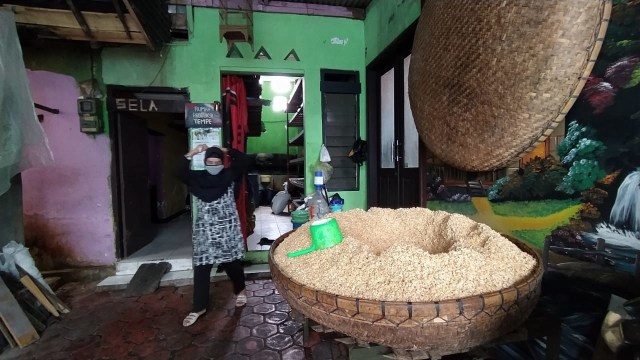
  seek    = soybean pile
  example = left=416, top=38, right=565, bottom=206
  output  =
left=273, top=208, right=537, bottom=302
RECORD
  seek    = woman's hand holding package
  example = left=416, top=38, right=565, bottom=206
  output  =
left=185, top=144, right=208, bottom=159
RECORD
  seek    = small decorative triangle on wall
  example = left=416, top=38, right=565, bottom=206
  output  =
left=226, top=44, right=243, bottom=58
left=284, top=49, right=300, bottom=62
left=254, top=46, right=272, bottom=60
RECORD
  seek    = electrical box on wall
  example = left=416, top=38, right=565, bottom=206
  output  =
left=78, top=98, right=103, bottom=133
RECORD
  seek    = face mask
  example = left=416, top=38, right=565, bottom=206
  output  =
left=205, top=165, right=224, bottom=176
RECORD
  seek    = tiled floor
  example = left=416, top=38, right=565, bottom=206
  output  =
left=247, top=207, right=294, bottom=252
left=120, top=214, right=192, bottom=263
left=119, top=207, right=292, bottom=265
left=0, top=279, right=349, bottom=360
left=99, top=207, right=293, bottom=288
left=112, top=214, right=193, bottom=277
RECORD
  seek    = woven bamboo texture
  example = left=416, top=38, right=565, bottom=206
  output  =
left=269, top=235, right=544, bottom=356
left=408, top=0, right=612, bottom=171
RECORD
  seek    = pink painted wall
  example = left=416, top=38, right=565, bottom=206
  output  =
left=21, top=71, right=115, bottom=269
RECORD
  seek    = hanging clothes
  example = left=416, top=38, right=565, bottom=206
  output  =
left=222, top=76, right=249, bottom=247
left=223, top=76, right=248, bottom=151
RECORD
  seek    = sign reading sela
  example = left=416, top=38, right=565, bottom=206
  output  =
left=109, top=95, right=186, bottom=113
left=109, top=95, right=222, bottom=128
left=115, top=98, right=159, bottom=112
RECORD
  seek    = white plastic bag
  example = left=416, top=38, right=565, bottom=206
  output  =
left=312, top=145, right=333, bottom=184
left=3, top=241, right=52, bottom=292
left=0, top=11, right=54, bottom=196
left=320, top=144, right=332, bottom=162
left=0, top=253, right=18, bottom=279
left=314, top=162, right=333, bottom=184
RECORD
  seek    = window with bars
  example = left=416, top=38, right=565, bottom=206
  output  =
left=320, top=69, right=361, bottom=191
left=167, top=3, right=189, bottom=40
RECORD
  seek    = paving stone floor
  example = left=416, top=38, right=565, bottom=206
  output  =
left=0, top=279, right=350, bottom=360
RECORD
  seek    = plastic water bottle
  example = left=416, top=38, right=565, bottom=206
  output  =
left=309, top=171, right=329, bottom=220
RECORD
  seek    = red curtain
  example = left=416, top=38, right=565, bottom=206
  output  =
left=223, top=76, right=249, bottom=248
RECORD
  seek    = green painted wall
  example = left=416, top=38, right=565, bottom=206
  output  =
left=364, top=0, right=421, bottom=64
left=23, top=43, right=96, bottom=83
left=101, top=8, right=367, bottom=209
left=22, top=43, right=110, bottom=134
left=246, top=81, right=288, bottom=154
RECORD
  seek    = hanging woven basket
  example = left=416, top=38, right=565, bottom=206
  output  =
left=409, top=0, right=612, bottom=171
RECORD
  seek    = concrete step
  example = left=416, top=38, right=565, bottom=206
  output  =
left=116, top=258, right=192, bottom=276
left=98, top=263, right=271, bottom=291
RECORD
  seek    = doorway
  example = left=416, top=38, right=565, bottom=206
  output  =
left=108, top=87, right=190, bottom=260
left=220, top=73, right=305, bottom=252
left=367, top=23, right=422, bottom=209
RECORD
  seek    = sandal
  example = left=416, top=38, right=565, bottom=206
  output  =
left=183, top=310, right=206, bottom=327
left=236, top=293, right=247, bottom=307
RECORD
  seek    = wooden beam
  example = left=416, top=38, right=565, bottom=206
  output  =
left=112, top=0, right=132, bottom=39
left=121, top=0, right=153, bottom=49
left=0, top=319, right=17, bottom=348
left=49, top=27, right=146, bottom=44
left=22, top=25, right=147, bottom=44
left=4, top=6, right=142, bottom=33
left=17, top=266, right=70, bottom=314
left=65, top=0, right=93, bottom=39
left=190, top=0, right=365, bottom=19
left=18, top=275, right=60, bottom=317
left=0, top=278, right=39, bottom=348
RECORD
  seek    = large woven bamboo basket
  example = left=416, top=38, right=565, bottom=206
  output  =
left=269, top=234, right=544, bottom=356
left=408, top=0, right=612, bottom=171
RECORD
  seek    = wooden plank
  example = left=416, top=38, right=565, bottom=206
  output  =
left=128, top=0, right=171, bottom=43
left=65, top=0, right=93, bottom=38
left=122, top=0, right=153, bottom=49
left=18, top=275, right=59, bottom=317
left=112, top=0, right=132, bottom=39
left=3, top=6, right=141, bottom=32
left=124, top=262, right=171, bottom=297
left=0, top=277, right=39, bottom=348
left=202, top=0, right=363, bottom=19
left=16, top=266, right=70, bottom=314
left=0, top=319, right=17, bottom=349
left=30, top=26, right=147, bottom=44
left=14, top=289, right=50, bottom=326
left=22, top=310, right=46, bottom=333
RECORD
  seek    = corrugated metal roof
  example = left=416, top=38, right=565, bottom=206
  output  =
left=283, top=0, right=373, bottom=9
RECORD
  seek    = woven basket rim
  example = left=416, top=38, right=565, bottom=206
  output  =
left=512, top=0, right=613, bottom=162
left=269, top=231, right=543, bottom=308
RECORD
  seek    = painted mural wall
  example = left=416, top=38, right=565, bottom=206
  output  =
left=22, top=71, right=115, bottom=269
left=101, top=8, right=368, bottom=210
left=426, top=1, right=640, bottom=274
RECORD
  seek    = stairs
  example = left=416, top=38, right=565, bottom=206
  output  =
left=466, top=180, right=487, bottom=197
left=97, top=259, right=270, bottom=291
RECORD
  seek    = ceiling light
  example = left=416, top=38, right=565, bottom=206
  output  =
left=272, top=96, right=287, bottom=112
left=270, top=78, right=293, bottom=94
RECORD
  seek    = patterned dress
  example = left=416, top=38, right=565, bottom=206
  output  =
left=192, top=185, right=244, bottom=266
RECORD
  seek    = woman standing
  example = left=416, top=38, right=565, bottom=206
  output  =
left=178, top=144, right=252, bottom=327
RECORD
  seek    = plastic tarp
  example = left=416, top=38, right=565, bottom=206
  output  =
left=0, top=10, right=53, bottom=196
